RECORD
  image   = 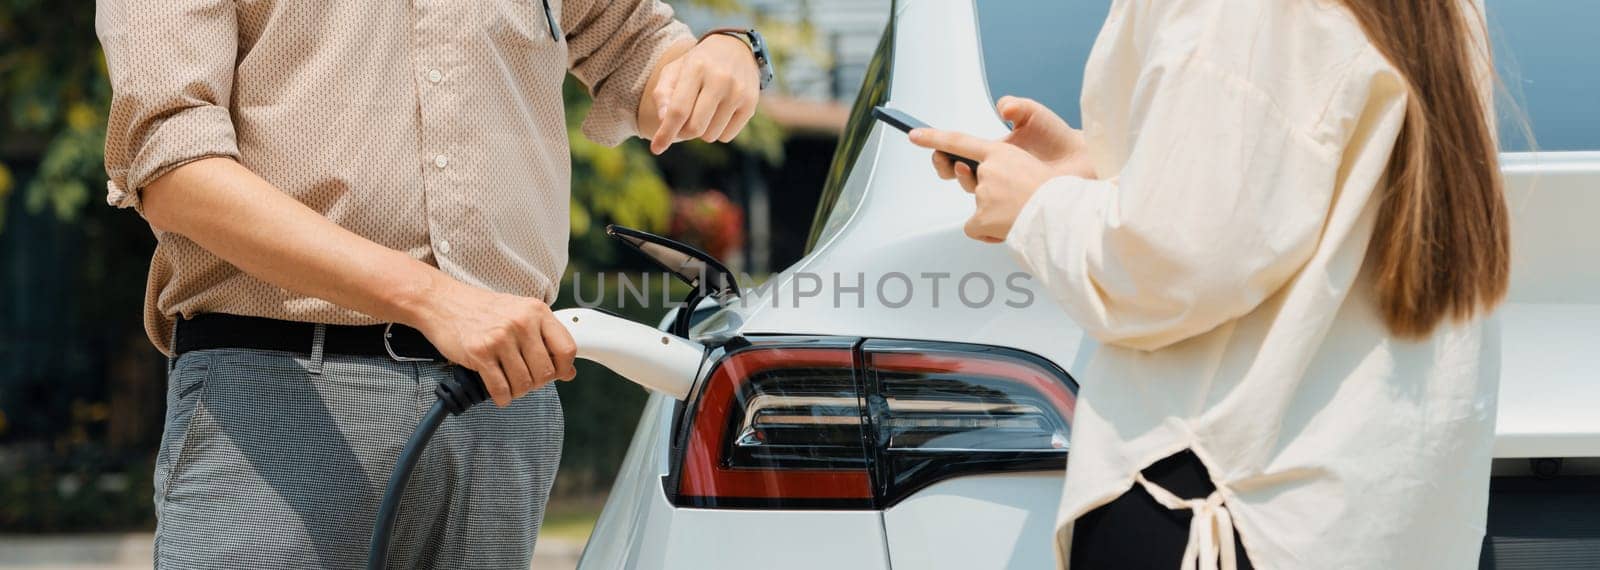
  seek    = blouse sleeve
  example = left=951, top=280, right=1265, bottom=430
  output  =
left=1004, top=56, right=1347, bottom=352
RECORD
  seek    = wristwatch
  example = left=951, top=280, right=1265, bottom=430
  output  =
left=700, top=27, right=776, bottom=91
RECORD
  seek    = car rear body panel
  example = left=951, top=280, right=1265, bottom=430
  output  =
left=882, top=473, right=1063, bottom=570
left=580, top=393, right=892, bottom=570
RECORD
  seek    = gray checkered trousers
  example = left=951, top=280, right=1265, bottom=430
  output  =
left=154, top=338, right=563, bottom=569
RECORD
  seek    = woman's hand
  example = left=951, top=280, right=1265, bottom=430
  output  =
left=909, top=129, right=1057, bottom=243
left=928, top=96, right=1097, bottom=183
left=995, top=96, right=1097, bottom=179
left=913, top=96, right=1097, bottom=244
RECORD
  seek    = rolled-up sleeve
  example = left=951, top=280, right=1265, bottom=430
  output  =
left=1004, top=56, right=1348, bottom=352
left=562, top=0, right=692, bottom=146
left=96, top=0, right=239, bottom=211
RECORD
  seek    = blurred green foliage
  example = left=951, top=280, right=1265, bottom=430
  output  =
left=0, top=1, right=110, bottom=229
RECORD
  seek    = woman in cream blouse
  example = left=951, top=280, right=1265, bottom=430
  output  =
left=911, top=0, right=1508, bottom=568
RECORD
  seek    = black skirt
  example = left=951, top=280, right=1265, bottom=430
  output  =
left=1069, top=450, right=1255, bottom=569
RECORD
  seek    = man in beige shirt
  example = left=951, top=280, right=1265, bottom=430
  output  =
left=96, top=0, right=767, bottom=566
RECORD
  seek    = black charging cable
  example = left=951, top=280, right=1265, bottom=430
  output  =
left=366, top=367, right=490, bottom=570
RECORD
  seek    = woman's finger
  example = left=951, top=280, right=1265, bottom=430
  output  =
left=1000, top=95, right=1074, bottom=132
left=962, top=210, right=1006, bottom=244
left=908, top=128, right=995, bottom=161
left=931, top=151, right=955, bottom=179
left=962, top=215, right=988, bottom=242
left=954, top=161, right=979, bottom=193
left=997, top=96, right=1041, bottom=126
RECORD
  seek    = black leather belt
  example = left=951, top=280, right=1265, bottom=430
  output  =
left=174, top=313, right=445, bottom=361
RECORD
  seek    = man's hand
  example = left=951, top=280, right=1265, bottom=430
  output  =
left=141, top=158, right=579, bottom=409
left=645, top=34, right=761, bottom=154
left=909, top=128, right=1057, bottom=244
left=414, top=279, right=578, bottom=408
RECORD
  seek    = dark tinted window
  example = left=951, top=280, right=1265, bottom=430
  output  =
left=1488, top=0, right=1600, bottom=151
left=976, top=2, right=1111, bottom=124
left=806, top=25, right=894, bottom=252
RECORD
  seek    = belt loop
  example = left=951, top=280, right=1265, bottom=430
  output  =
left=168, top=321, right=179, bottom=373
left=309, top=323, right=327, bottom=375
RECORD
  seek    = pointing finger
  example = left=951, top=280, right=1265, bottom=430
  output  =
left=908, top=128, right=996, bottom=161
left=653, top=63, right=702, bottom=154
left=653, top=60, right=680, bottom=121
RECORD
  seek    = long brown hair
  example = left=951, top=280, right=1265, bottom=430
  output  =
left=1337, top=0, right=1511, bottom=338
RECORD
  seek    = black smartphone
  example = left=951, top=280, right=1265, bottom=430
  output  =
left=871, top=106, right=981, bottom=171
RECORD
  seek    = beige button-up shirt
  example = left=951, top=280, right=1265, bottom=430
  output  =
left=1005, top=0, right=1498, bottom=568
left=97, top=0, right=691, bottom=354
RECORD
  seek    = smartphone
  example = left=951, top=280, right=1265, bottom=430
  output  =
left=871, top=106, right=981, bottom=171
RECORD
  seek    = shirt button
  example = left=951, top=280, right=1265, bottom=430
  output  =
left=437, top=240, right=452, bottom=255
left=433, top=154, right=449, bottom=169
left=427, top=69, right=443, bottom=83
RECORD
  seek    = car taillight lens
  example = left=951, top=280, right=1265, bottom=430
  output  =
left=674, top=339, right=1076, bottom=509
left=863, top=341, right=1076, bottom=503
left=677, top=347, right=874, bottom=508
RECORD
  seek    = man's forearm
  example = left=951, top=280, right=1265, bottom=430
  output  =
left=142, top=157, right=447, bottom=328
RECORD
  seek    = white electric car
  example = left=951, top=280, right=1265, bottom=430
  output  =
left=578, top=2, right=1600, bottom=568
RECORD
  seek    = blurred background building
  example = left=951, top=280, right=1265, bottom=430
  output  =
left=0, top=0, right=889, bottom=560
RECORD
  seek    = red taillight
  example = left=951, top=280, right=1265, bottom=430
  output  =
left=868, top=351, right=1076, bottom=428
left=674, top=339, right=1077, bottom=509
left=677, top=347, right=873, bottom=506
left=864, top=342, right=1076, bottom=502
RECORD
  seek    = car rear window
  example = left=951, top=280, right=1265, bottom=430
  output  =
left=976, top=0, right=1600, bottom=153
left=805, top=25, right=893, bottom=253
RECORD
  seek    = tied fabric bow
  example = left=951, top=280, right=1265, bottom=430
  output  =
left=1134, top=472, right=1238, bottom=570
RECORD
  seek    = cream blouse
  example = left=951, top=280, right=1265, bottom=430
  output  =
left=1003, top=1, right=1498, bottom=568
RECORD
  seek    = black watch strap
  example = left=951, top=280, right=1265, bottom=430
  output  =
left=701, top=27, right=775, bottom=91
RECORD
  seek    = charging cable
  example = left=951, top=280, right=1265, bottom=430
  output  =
left=365, top=307, right=701, bottom=569
left=366, top=367, right=489, bottom=570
